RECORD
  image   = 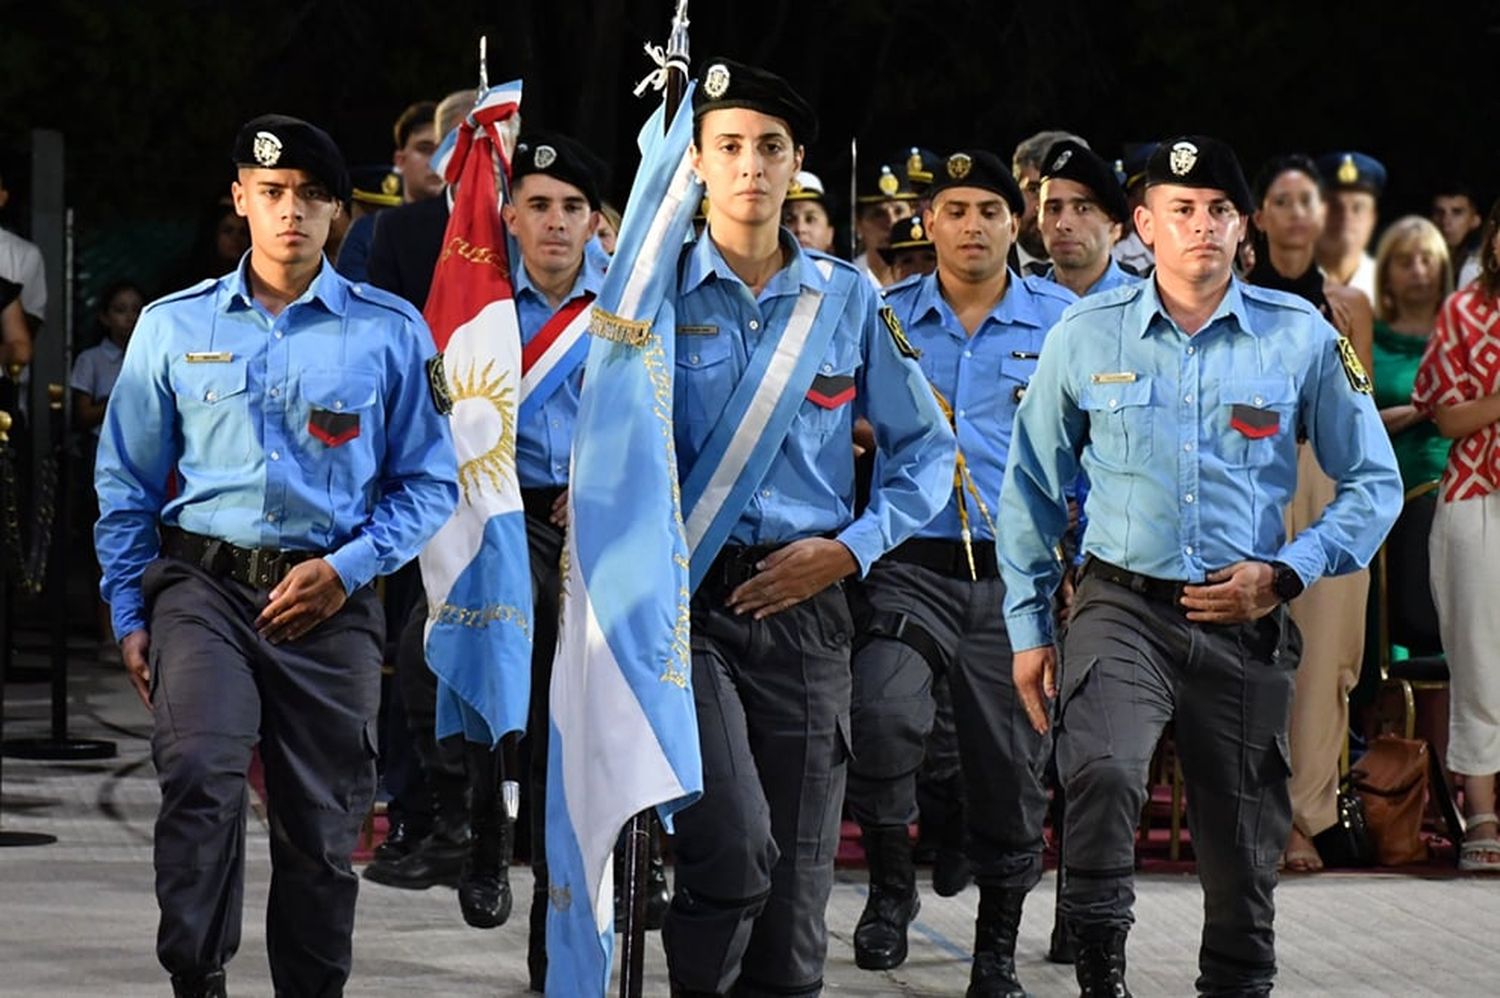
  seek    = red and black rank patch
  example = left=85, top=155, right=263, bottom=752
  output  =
left=806, top=374, right=857, bottom=409
left=308, top=408, right=361, bottom=447
left=1229, top=404, right=1279, bottom=439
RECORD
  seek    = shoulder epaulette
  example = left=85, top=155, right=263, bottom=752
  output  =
left=142, top=278, right=218, bottom=313
left=347, top=281, right=424, bottom=323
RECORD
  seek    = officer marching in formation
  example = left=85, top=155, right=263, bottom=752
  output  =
left=782, top=170, right=837, bottom=254
left=998, top=136, right=1402, bottom=997
left=94, top=115, right=459, bottom=998
left=851, top=151, right=921, bottom=289
left=846, top=149, right=1074, bottom=996
left=660, top=59, right=954, bottom=997
left=1037, top=139, right=1141, bottom=298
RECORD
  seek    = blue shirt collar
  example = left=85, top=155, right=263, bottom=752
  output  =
left=1129, top=274, right=1255, bottom=338
left=514, top=251, right=606, bottom=305
left=912, top=268, right=1045, bottom=334
left=682, top=226, right=828, bottom=298
left=225, top=251, right=348, bottom=316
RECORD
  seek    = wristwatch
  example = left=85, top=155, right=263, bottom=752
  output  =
left=1269, top=562, right=1304, bottom=603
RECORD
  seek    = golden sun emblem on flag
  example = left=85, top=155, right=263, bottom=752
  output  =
left=450, top=358, right=517, bottom=504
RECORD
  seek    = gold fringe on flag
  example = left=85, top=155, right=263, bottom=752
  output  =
left=589, top=307, right=653, bottom=348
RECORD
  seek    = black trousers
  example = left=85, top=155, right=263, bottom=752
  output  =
left=145, top=557, right=383, bottom=997
left=1057, top=573, right=1301, bottom=996
left=846, top=559, right=1048, bottom=888
left=662, top=581, right=852, bottom=997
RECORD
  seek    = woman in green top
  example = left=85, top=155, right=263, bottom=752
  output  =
left=1372, top=216, right=1454, bottom=488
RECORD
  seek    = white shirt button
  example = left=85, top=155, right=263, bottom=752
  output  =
left=963, top=350, right=973, bottom=359
left=1108, top=398, right=1118, bottom=409
left=1185, top=545, right=1194, bottom=555
left=205, top=391, right=217, bottom=402
left=1184, top=442, right=1194, bottom=452
left=270, top=451, right=280, bottom=461
left=1186, top=346, right=1196, bottom=355
left=690, top=354, right=700, bottom=365
left=1253, top=395, right=1264, bottom=406
left=822, top=363, right=832, bottom=373
left=266, top=512, right=277, bottom=523
left=551, top=419, right=561, bottom=428
left=1184, top=393, right=1194, bottom=404
left=957, top=408, right=967, bottom=418
left=269, top=387, right=280, bottom=398
left=1184, top=493, right=1195, bottom=504
left=749, top=320, right=760, bottom=331
left=334, top=400, right=344, bottom=410
left=760, top=488, right=772, bottom=498
left=274, top=331, right=284, bottom=340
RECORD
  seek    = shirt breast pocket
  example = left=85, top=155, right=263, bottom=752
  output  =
left=1001, top=352, right=1039, bottom=408
left=1080, top=376, right=1155, bottom=464
left=170, top=360, right=253, bottom=462
left=1220, top=378, right=1295, bottom=469
left=675, top=336, right=736, bottom=430
left=297, top=366, right=381, bottom=483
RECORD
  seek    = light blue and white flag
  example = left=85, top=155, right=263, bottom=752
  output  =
left=544, top=85, right=704, bottom=995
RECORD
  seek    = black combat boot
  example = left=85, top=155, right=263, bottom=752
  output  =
left=644, top=827, right=671, bottom=931
left=967, top=886, right=1029, bottom=997
left=170, top=970, right=227, bottom=998
left=854, top=824, right=920, bottom=971
left=363, top=773, right=468, bottom=889
left=1074, top=929, right=1132, bottom=998
left=458, top=743, right=513, bottom=928
left=371, top=812, right=424, bottom=865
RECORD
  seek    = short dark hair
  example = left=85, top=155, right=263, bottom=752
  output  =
left=393, top=101, right=438, bottom=150
left=1432, top=182, right=1482, bottom=212
left=1253, top=154, right=1324, bottom=207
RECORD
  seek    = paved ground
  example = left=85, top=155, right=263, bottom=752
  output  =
left=2, top=647, right=1498, bottom=996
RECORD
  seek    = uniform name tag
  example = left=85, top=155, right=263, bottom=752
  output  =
left=185, top=351, right=234, bottom=363
left=677, top=325, right=719, bottom=336
left=1090, top=371, right=1137, bottom=384
left=1011, top=351, right=1040, bottom=360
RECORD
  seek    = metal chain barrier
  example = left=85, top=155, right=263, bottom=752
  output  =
left=0, top=381, right=64, bottom=597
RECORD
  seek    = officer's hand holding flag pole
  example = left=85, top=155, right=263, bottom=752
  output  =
left=544, top=1, right=703, bottom=994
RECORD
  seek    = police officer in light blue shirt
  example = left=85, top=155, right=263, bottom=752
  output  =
left=998, top=136, right=1401, bottom=998
left=843, top=149, right=1073, bottom=993
left=1038, top=139, right=1141, bottom=300
left=663, top=59, right=953, bottom=998
left=94, top=114, right=458, bottom=998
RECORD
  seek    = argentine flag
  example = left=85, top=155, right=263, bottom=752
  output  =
left=417, top=82, right=533, bottom=745
left=544, top=87, right=705, bottom=993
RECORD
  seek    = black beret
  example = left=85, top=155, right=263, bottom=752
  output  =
left=693, top=58, right=818, bottom=146
left=349, top=164, right=402, bottom=207
left=512, top=132, right=607, bottom=209
left=878, top=215, right=934, bottom=263
left=232, top=114, right=349, bottom=203
left=925, top=150, right=1025, bottom=215
left=1144, top=136, right=1253, bottom=215
left=858, top=153, right=920, bottom=204
left=1315, top=151, right=1387, bottom=196
left=1040, top=139, right=1128, bottom=222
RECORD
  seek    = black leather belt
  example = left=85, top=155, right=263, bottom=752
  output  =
left=521, top=486, right=566, bottom=522
left=702, top=543, right=785, bottom=594
left=1081, top=556, right=1191, bottom=609
left=161, top=526, right=321, bottom=591
left=886, top=537, right=999, bottom=581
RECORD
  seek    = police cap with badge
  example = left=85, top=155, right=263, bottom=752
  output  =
left=858, top=152, right=921, bottom=205
left=693, top=58, right=819, bottom=146
left=232, top=113, right=350, bottom=203
left=512, top=132, right=608, bottom=209
left=1144, top=135, right=1254, bottom=214
left=1041, top=139, right=1129, bottom=223
left=786, top=170, right=829, bottom=205
left=878, top=216, right=934, bottom=264
left=925, top=149, right=1025, bottom=215
left=1315, top=150, right=1387, bottom=197
left=350, top=165, right=403, bottom=208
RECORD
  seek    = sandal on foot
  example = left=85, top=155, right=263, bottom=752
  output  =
left=1459, top=812, right=1500, bottom=872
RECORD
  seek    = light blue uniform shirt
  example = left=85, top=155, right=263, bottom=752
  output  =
left=673, top=230, right=954, bottom=575
left=1040, top=256, right=1140, bottom=299
left=95, top=256, right=459, bottom=640
left=999, top=277, right=1402, bottom=651
left=883, top=269, right=1074, bottom=541
left=513, top=255, right=605, bottom=489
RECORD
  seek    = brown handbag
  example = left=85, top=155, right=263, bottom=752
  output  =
left=1349, top=735, right=1430, bottom=866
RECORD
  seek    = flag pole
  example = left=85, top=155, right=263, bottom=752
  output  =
left=849, top=137, right=859, bottom=262
left=617, top=6, right=689, bottom=995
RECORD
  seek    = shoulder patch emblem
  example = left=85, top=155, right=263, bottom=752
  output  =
left=426, top=354, right=454, bottom=415
left=880, top=306, right=921, bottom=361
left=1335, top=336, right=1372, bottom=395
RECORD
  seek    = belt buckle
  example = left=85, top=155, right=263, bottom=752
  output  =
left=246, top=547, right=270, bottom=590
